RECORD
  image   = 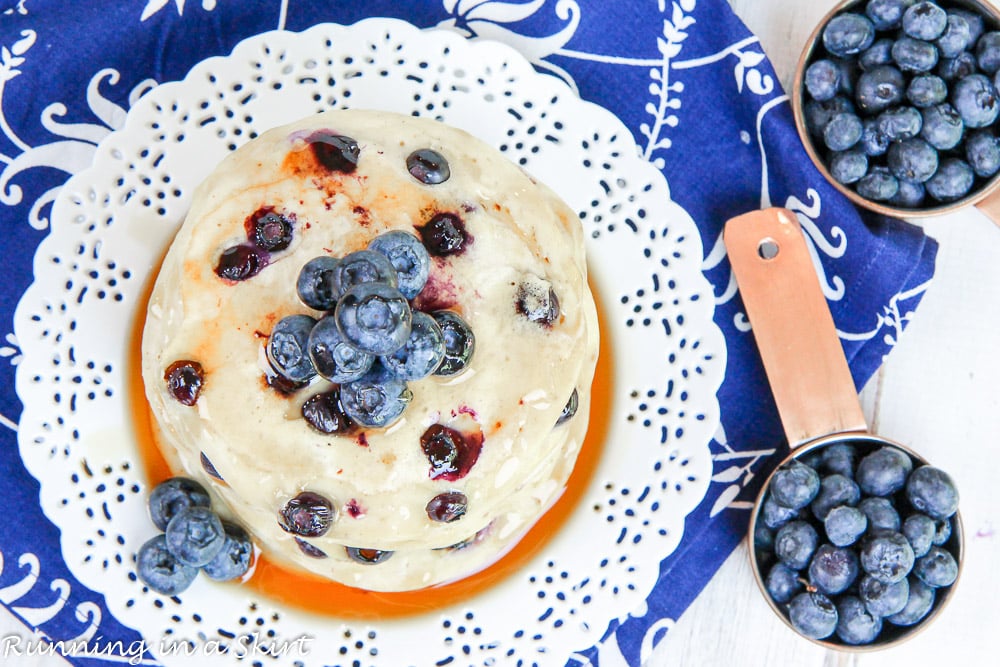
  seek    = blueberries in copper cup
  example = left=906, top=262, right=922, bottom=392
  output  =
left=795, top=0, right=1000, bottom=214
left=750, top=440, right=962, bottom=648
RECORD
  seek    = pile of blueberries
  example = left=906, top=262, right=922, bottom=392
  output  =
left=752, top=441, right=960, bottom=645
left=268, top=228, right=474, bottom=430
left=136, top=477, right=253, bottom=595
left=802, top=0, right=1000, bottom=207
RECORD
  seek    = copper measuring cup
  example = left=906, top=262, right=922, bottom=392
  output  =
left=791, top=0, right=1000, bottom=224
left=724, top=208, right=964, bottom=649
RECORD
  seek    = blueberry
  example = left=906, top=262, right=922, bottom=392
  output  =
left=294, top=538, right=328, bottom=559
left=859, top=573, right=910, bottom=617
left=907, top=73, right=948, bottom=107
left=420, top=423, right=482, bottom=481
left=952, top=8, right=985, bottom=45
left=267, top=314, right=318, bottom=383
left=836, top=595, right=883, bottom=645
left=163, top=360, right=204, bottom=407
left=892, top=37, right=939, bottom=73
left=215, top=244, right=264, bottom=282
left=301, top=387, right=356, bottom=435
left=367, top=231, right=431, bottom=299
left=859, top=37, right=896, bottom=71
left=855, top=66, right=906, bottom=113
left=418, top=212, right=469, bottom=256
left=835, top=58, right=859, bottom=97
left=346, top=547, right=394, bottom=564
left=770, top=460, right=821, bottom=510
left=830, top=148, right=867, bottom=182
left=331, top=249, right=398, bottom=298
left=809, top=543, right=860, bottom=595
left=856, top=165, right=900, bottom=200
left=788, top=592, right=838, bottom=639
left=200, top=452, right=224, bottom=482
left=913, top=545, right=958, bottom=587
left=860, top=118, right=891, bottom=156
left=149, top=477, right=211, bottom=531
left=864, top=0, right=910, bottom=31
left=755, top=522, right=775, bottom=553
left=823, top=112, right=864, bottom=150
left=297, top=256, right=340, bottom=311
left=977, top=31, right=1000, bottom=74
left=902, top=513, right=936, bottom=557
left=937, top=51, right=977, bottom=81
left=860, top=530, right=915, bottom=584
left=762, top=493, right=802, bottom=530
left=932, top=517, right=952, bottom=545
left=952, top=74, right=1000, bottom=128
left=906, top=465, right=959, bottom=520
left=935, top=13, right=971, bottom=59
left=886, top=576, right=935, bottom=626
left=811, top=473, right=860, bottom=521
left=856, top=446, right=912, bottom=496
left=820, top=443, right=857, bottom=478
left=432, top=310, right=475, bottom=376
left=920, top=103, right=964, bottom=150
left=335, top=282, right=412, bottom=356
left=765, top=562, right=802, bottom=604
left=858, top=496, right=901, bottom=532
left=340, top=362, right=412, bottom=428
left=279, top=491, right=336, bottom=537
left=308, top=132, right=360, bottom=173
left=926, top=158, right=975, bottom=202
left=136, top=534, right=199, bottom=595
left=308, top=314, right=373, bottom=383
left=888, top=178, right=927, bottom=208
left=877, top=105, right=923, bottom=141
left=965, top=129, right=1000, bottom=177
left=252, top=211, right=293, bottom=252
left=775, top=520, right=819, bottom=570
left=201, top=521, right=253, bottom=581
left=164, top=506, right=226, bottom=567
left=887, top=137, right=939, bottom=182
left=381, top=310, right=446, bottom=380
left=823, top=13, right=876, bottom=58
left=805, top=59, right=842, bottom=101
left=902, top=1, right=947, bottom=40
left=516, top=277, right=561, bottom=326
left=825, top=505, right=868, bottom=547
left=799, top=448, right=825, bottom=471
left=406, top=148, right=451, bottom=185
left=425, top=491, right=468, bottom=523
left=805, top=96, right=856, bottom=137
left=556, top=388, right=579, bottom=425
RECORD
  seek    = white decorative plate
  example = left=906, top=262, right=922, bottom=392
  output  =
left=14, top=18, right=725, bottom=667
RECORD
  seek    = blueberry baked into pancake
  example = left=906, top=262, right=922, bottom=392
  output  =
left=141, top=109, right=599, bottom=592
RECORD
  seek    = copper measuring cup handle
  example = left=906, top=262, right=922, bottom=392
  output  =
left=724, top=208, right=868, bottom=448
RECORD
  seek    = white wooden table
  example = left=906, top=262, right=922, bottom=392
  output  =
left=3, top=1, right=997, bottom=664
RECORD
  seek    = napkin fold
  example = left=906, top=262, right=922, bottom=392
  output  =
left=0, top=1, right=937, bottom=666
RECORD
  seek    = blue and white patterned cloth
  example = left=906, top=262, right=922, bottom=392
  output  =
left=0, top=1, right=936, bottom=665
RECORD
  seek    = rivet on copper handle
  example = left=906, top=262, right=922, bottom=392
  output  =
left=723, top=208, right=867, bottom=447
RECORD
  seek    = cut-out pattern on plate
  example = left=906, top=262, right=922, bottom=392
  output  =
left=14, top=19, right=725, bottom=667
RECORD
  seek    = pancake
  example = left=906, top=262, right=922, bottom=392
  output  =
left=141, top=109, right=599, bottom=591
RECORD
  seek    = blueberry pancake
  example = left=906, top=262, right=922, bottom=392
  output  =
left=141, top=109, right=599, bottom=591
